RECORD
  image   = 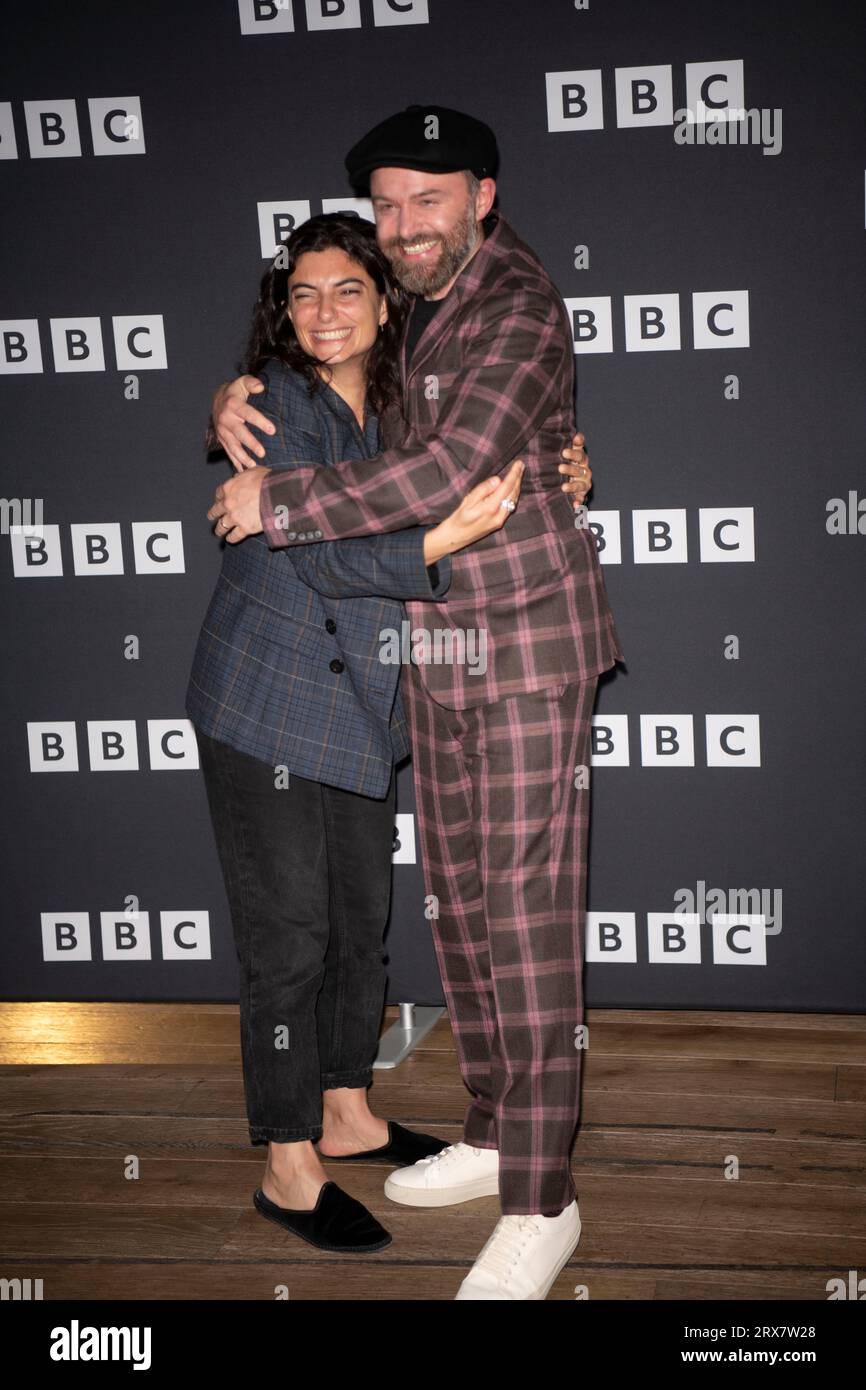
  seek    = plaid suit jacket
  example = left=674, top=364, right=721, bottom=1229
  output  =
left=185, top=359, right=451, bottom=798
left=260, top=209, right=625, bottom=709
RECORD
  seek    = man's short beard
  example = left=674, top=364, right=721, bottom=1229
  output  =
left=384, top=199, right=479, bottom=296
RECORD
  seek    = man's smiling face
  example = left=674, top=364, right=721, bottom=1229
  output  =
left=369, top=167, right=493, bottom=298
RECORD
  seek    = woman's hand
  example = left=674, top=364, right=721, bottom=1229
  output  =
left=423, top=459, right=524, bottom=565
left=209, top=375, right=275, bottom=472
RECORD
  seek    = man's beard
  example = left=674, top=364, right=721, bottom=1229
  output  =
left=383, top=201, right=479, bottom=296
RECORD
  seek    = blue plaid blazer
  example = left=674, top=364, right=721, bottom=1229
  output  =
left=185, top=358, right=452, bottom=798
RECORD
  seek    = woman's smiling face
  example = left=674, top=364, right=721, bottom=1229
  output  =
left=286, top=246, right=387, bottom=368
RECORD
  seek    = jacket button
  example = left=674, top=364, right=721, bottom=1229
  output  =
left=325, top=619, right=337, bottom=634
left=329, top=658, right=344, bottom=674
left=286, top=531, right=297, bottom=540
left=313, top=529, right=323, bottom=539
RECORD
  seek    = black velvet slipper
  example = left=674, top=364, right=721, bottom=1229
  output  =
left=253, top=1182, right=392, bottom=1252
left=316, top=1120, right=449, bottom=1166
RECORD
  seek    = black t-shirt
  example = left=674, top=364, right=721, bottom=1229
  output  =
left=404, top=294, right=444, bottom=366
left=402, top=222, right=490, bottom=364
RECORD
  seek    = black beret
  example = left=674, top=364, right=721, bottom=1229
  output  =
left=345, top=104, right=499, bottom=194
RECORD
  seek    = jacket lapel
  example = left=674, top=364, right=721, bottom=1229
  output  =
left=402, top=211, right=507, bottom=392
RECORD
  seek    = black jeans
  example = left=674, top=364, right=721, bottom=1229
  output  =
left=195, top=728, right=396, bottom=1145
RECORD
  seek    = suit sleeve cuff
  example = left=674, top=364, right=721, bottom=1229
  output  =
left=261, top=472, right=289, bottom=548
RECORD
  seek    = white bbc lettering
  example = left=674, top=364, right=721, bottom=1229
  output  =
left=0, top=320, right=43, bottom=373
left=1, top=317, right=166, bottom=373
left=632, top=509, right=689, bottom=563
left=10, top=525, right=63, bottom=577
left=257, top=199, right=374, bottom=256
left=640, top=715, right=696, bottom=767
left=615, top=65, right=674, bottom=127
left=238, top=0, right=296, bottom=34
left=648, top=912, right=702, bottom=963
left=257, top=201, right=312, bottom=256
left=371, top=0, right=429, bottom=27
left=87, top=720, right=140, bottom=772
left=545, top=70, right=604, bottom=132
left=71, top=523, right=124, bottom=575
left=101, top=910, right=152, bottom=961
left=546, top=61, right=745, bottom=132
left=564, top=297, right=613, bottom=354
left=28, top=722, right=80, bottom=772
left=50, top=318, right=105, bottom=373
left=698, top=507, right=755, bottom=562
left=586, top=912, right=638, bottom=963
left=585, top=910, right=767, bottom=964
left=112, top=316, right=167, bottom=370
left=16, top=98, right=144, bottom=159
left=305, top=0, right=361, bottom=30
left=590, top=509, right=755, bottom=565
left=584, top=511, right=621, bottom=564
left=41, top=912, right=92, bottom=961
left=590, top=718, right=748, bottom=774
left=87, top=97, right=145, bottom=155
left=712, top=915, right=767, bottom=965
left=146, top=720, right=199, bottom=770
left=161, top=911, right=212, bottom=960
left=24, top=99, right=81, bottom=157
left=9, top=523, right=186, bottom=577
left=590, top=715, right=630, bottom=767
left=565, top=295, right=749, bottom=353
left=684, top=60, right=745, bottom=125
left=27, top=719, right=200, bottom=772
left=40, top=911, right=212, bottom=962
left=624, top=294, right=681, bottom=352
left=392, top=812, right=416, bottom=864
left=705, top=715, right=761, bottom=767
left=0, top=102, right=18, bottom=159
left=131, top=522, right=185, bottom=574
left=692, top=291, right=750, bottom=348
left=238, top=0, right=428, bottom=34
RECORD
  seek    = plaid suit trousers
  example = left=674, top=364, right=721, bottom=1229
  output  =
left=402, top=656, right=599, bottom=1216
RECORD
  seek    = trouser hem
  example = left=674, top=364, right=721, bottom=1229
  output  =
left=249, top=1126, right=323, bottom=1145
left=321, top=1071, right=373, bottom=1090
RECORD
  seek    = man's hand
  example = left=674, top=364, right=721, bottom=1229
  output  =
left=208, top=465, right=272, bottom=543
left=559, top=431, right=592, bottom=510
left=211, top=375, right=276, bottom=472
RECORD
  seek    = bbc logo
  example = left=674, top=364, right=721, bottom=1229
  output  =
left=0, top=317, right=167, bottom=374
left=0, top=98, right=144, bottom=159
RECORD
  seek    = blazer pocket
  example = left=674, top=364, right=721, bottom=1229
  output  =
left=447, top=529, right=571, bottom=604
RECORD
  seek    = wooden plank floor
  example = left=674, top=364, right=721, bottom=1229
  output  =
left=0, top=1003, right=864, bottom=1300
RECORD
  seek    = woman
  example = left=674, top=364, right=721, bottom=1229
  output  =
left=186, top=213, right=526, bottom=1253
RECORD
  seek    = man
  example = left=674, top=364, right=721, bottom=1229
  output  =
left=209, top=105, right=625, bottom=1300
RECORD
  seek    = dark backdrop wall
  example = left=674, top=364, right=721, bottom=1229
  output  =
left=2, top=0, right=864, bottom=1011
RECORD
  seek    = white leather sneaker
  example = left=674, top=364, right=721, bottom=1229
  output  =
left=454, top=1199, right=581, bottom=1300
left=384, top=1142, right=500, bottom=1207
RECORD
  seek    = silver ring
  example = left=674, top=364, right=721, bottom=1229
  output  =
left=499, top=498, right=516, bottom=512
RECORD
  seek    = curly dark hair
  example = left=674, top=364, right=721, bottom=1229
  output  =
left=242, top=212, right=409, bottom=417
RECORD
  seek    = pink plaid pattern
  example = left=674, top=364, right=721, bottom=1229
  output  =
left=402, top=654, right=599, bottom=1216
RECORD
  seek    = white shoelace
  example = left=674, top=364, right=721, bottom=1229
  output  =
left=475, top=1216, right=544, bottom=1281
left=417, top=1142, right=485, bottom=1169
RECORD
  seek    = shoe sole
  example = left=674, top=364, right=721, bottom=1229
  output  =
left=384, top=1173, right=500, bottom=1207
left=253, top=1197, right=393, bottom=1253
